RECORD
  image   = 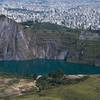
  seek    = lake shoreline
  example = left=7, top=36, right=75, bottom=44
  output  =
left=0, top=58, right=99, bottom=67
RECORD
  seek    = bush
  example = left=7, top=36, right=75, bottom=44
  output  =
left=36, top=76, right=49, bottom=91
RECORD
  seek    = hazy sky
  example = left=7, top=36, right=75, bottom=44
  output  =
left=0, top=0, right=100, bottom=5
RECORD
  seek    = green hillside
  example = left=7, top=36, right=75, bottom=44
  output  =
left=21, top=21, right=100, bottom=66
left=7, top=75, right=100, bottom=100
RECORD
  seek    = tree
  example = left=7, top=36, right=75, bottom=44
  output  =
left=33, top=74, right=37, bottom=80
left=36, top=75, right=49, bottom=91
left=51, top=69, right=64, bottom=79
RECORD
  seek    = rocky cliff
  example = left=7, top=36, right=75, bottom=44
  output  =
left=0, top=15, right=31, bottom=60
left=0, top=15, right=100, bottom=66
left=0, top=15, right=72, bottom=60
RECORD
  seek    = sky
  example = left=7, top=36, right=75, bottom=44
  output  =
left=0, top=0, right=100, bottom=5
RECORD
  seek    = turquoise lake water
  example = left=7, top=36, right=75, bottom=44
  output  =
left=0, top=59, right=100, bottom=75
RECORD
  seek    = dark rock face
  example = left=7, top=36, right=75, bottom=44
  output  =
left=0, top=16, right=69, bottom=60
left=0, top=16, right=100, bottom=67
left=0, top=16, right=31, bottom=60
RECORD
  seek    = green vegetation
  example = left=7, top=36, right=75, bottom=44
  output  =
left=37, top=76, right=50, bottom=90
left=0, top=14, right=6, bottom=18
left=0, top=70, right=100, bottom=100
left=48, top=69, right=64, bottom=79
left=36, top=70, right=88, bottom=91
left=20, top=21, right=100, bottom=66
left=36, top=70, right=65, bottom=91
left=9, top=75, right=100, bottom=100
left=21, top=21, right=81, bottom=34
left=21, top=21, right=80, bottom=52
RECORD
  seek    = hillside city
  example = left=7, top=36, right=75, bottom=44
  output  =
left=0, top=0, right=100, bottom=29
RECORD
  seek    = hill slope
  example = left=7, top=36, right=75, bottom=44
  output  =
left=0, top=16, right=100, bottom=66
left=21, top=21, right=100, bottom=66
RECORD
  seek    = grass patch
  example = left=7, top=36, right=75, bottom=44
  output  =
left=9, top=75, right=100, bottom=100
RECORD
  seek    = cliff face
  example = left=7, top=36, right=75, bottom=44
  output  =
left=0, top=15, right=31, bottom=60
left=0, top=16, right=100, bottom=66
left=0, top=16, right=71, bottom=60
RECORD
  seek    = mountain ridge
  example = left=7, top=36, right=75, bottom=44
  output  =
left=0, top=15, right=100, bottom=66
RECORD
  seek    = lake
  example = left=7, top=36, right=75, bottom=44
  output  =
left=0, top=59, right=100, bottom=76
